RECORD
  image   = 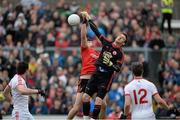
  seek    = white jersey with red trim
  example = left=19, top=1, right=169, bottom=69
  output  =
left=8, top=74, right=29, bottom=112
left=124, top=77, right=158, bottom=119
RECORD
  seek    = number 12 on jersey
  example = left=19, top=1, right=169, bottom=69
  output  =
left=133, top=88, right=148, bottom=104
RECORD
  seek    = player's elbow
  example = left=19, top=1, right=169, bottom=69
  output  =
left=19, top=89, right=30, bottom=95
left=125, top=104, right=130, bottom=109
left=3, top=86, right=10, bottom=96
left=158, top=99, right=166, bottom=106
left=17, top=87, right=28, bottom=95
left=155, top=96, right=168, bottom=108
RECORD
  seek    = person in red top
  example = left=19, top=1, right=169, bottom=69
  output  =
left=67, top=16, right=107, bottom=119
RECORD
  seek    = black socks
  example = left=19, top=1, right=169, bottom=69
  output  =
left=83, top=101, right=90, bottom=116
left=92, top=105, right=101, bottom=119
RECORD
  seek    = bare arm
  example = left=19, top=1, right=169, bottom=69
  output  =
left=16, top=85, right=38, bottom=95
left=81, top=24, right=88, bottom=47
left=153, top=93, right=169, bottom=110
left=3, top=85, right=12, bottom=102
left=124, top=95, right=131, bottom=115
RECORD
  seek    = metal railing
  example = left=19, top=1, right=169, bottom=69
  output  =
left=2, top=46, right=176, bottom=61
left=2, top=46, right=177, bottom=82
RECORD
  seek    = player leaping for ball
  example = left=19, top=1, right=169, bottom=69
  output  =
left=3, top=62, right=45, bottom=120
left=81, top=11, right=127, bottom=119
left=121, top=62, right=170, bottom=120
left=67, top=13, right=107, bottom=120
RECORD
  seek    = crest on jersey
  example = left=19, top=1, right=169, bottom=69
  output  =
left=113, top=51, right=117, bottom=55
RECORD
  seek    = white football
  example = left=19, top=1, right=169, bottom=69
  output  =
left=68, top=14, right=80, bottom=26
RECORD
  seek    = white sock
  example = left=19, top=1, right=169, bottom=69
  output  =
left=90, top=118, right=95, bottom=120
left=83, top=116, right=89, bottom=120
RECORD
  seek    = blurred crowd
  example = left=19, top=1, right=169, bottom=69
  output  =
left=0, top=0, right=179, bottom=119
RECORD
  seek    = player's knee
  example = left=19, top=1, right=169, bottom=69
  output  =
left=101, top=101, right=107, bottom=109
left=82, top=93, right=91, bottom=102
left=72, top=105, right=81, bottom=113
left=95, top=97, right=103, bottom=105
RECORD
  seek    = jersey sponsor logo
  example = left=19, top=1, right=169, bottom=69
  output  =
left=98, top=66, right=108, bottom=72
left=113, top=51, right=117, bottom=55
left=103, top=51, right=112, bottom=60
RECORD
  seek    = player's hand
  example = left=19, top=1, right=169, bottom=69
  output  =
left=80, top=11, right=91, bottom=21
left=103, top=55, right=113, bottom=66
left=120, top=113, right=127, bottom=119
left=38, top=89, right=46, bottom=97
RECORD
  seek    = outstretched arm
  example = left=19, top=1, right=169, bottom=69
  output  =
left=16, top=84, right=39, bottom=95
left=81, top=23, right=88, bottom=47
left=153, top=93, right=169, bottom=110
left=81, top=11, right=106, bottom=44
left=124, top=95, right=131, bottom=116
left=88, top=19, right=101, bottom=39
left=3, top=85, right=12, bottom=102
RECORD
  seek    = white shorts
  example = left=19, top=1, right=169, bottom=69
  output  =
left=132, top=114, right=156, bottom=120
left=12, top=110, right=34, bottom=120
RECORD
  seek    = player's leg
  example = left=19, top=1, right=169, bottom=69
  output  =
left=99, top=94, right=109, bottom=119
left=67, top=92, right=83, bottom=119
left=91, top=85, right=107, bottom=119
left=82, top=76, right=97, bottom=119
left=92, top=73, right=112, bottom=119
left=12, top=111, right=20, bottom=120
left=82, top=93, right=92, bottom=119
left=12, top=111, right=33, bottom=120
left=67, top=79, right=88, bottom=119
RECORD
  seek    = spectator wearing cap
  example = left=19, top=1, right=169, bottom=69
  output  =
left=31, top=98, right=48, bottom=115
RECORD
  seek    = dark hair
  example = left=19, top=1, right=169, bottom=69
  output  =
left=132, top=62, right=143, bottom=76
left=122, top=32, right=128, bottom=44
left=16, top=62, right=28, bottom=75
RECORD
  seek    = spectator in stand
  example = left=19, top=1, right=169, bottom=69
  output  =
left=107, top=105, right=122, bottom=120
left=108, top=83, right=124, bottom=109
left=148, top=32, right=165, bottom=50
left=50, top=99, right=62, bottom=114
left=31, top=98, right=48, bottom=115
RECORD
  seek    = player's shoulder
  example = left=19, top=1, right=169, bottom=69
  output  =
left=10, top=74, right=18, bottom=81
left=143, top=79, right=156, bottom=87
left=125, top=80, right=135, bottom=88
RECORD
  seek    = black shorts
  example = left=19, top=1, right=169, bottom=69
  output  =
left=77, top=79, right=89, bottom=93
left=85, top=70, right=114, bottom=99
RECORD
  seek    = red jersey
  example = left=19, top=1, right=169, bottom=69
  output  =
left=80, top=46, right=100, bottom=76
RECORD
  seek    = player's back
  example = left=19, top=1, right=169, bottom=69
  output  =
left=125, top=77, right=157, bottom=120
left=8, top=74, right=29, bottom=112
left=80, top=46, right=99, bottom=75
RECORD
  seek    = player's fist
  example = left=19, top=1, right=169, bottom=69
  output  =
left=80, top=11, right=91, bottom=21
left=120, top=113, right=127, bottom=119
left=38, top=89, right=46, bottom=97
